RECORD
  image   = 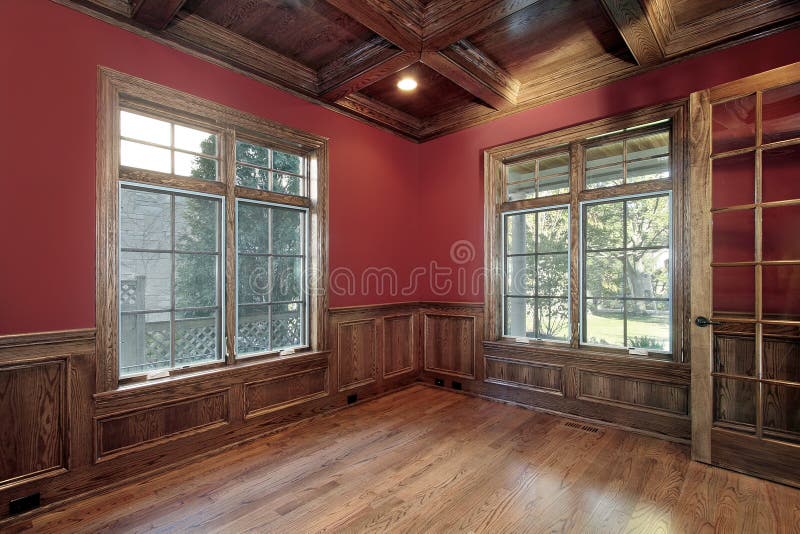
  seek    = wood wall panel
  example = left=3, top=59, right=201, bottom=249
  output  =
left=423, top=313, right=476, bottom=379
left=484, top=356, right=562, bottom=394
left=578, top=371, right=689, bottom=415
left=383, top=314, right=414, bottom=377
left=337, top=319, right=378, bottom=391
left=244, top=367, right=328, bottom=418
left=97, top=391, right=229, bottom=458
left=0, top=360, right=66, bottom=486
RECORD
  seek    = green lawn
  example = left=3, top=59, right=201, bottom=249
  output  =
left=585, top=310, right=669, bottom=349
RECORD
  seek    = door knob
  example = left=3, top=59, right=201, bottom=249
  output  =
left=695, top=316, right=721, bottom=328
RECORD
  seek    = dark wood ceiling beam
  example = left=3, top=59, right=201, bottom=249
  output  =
left=422, top=0, right=543, bottom=50
left=131, top=0, right=187, bottom=30
left=598, top=0, right=665, bottom=66
left=319, top=43, right=419, bottom=102
left=338, top=93, right=423, bottom=135
left=421, top=41, right=519, bottom=111
left=323, top=0, right=423, bottom=51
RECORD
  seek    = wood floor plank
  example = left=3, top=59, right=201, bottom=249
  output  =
left=11, top=384, right=800, bottom=533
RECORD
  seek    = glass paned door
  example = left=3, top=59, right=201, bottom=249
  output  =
left=691, top=62, right=800, bottom=485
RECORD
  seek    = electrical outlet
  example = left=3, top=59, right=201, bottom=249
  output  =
left=434, top=378, right=444, bottom=386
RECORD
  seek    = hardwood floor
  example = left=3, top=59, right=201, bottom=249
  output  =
left=8, top=384, right=800, bottom=533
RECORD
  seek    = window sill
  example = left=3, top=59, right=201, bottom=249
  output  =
left=98, top=348, right=330, bottom=398
left=484, top=338, right=687, bottom=370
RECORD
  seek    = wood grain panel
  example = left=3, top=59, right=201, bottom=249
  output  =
left=383, top=314, right=415, bottom=377
left=484, top=356, right=562, bottom=394
left=0, top=361, right=65, bottom=486
left=337, top=319, right=378, bottom=391
left=97, top=391, right=229, bottom=458
left=579, top=370, right=689, bottom=415
left=244, top=367, right=328, bottom=418
left=423, top=313, right=476, bottom=378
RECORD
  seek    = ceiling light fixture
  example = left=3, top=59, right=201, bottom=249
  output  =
left=397, top=77, right=418, bottom=91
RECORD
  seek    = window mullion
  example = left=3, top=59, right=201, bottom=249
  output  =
left=569, top=141, right=582, bottom=349
left=223, top=128, right=237, bottom=364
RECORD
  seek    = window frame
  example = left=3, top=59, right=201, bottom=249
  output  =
left=97, top=68, right=329, bottom=391
left=484, top=101, right=688, bottom=363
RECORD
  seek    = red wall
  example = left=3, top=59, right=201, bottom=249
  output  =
left=0, top=0, right=420, bottom=335
left=417, top=27, right=800, bottom=302
left=1, top=1, right=799, bottom=334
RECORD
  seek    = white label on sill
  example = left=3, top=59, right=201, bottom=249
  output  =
left=280, top=348, right=296, bottom=356
left=514, top=337, right=530, bottom=344
left=146, top=369, right=170, bottom=380
left=628, top=348, right=649, bottom=356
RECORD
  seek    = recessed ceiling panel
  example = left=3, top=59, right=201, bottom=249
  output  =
left=467, top=0, right=629, bottom=81
left=360, top=62, right=482, bottom=119
left=184, top=0, right=377, bottom=70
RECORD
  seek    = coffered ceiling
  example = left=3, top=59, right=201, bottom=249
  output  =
left=59, top=0, right=800, bottom=140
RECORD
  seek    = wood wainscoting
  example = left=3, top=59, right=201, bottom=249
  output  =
left=1, top=301, right=691, bottom=523
left=417, top=304, right=691, bottom=442
left=0, top=304, right=420, bottom=524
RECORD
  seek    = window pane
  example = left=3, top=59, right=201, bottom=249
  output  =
left=626, top=196, right=670, bottom=248
left=238, top=256, right=270, bottom=304
left=505, top=213, right=535, bottom=254
left=586, top=141, right=623, bottom=168
left=539, top=153, right=569, bottom=176
left=583, top=194, right=671, bottom=351
left=120, top=252, right=172, bottom=311
left=712, top=210, right=754, bottom=262
left=712, top=94, right=756, bottom=154
left=121, top=140, right=171, bottom=173
left=585, top=202, right=623, bottom=250
left=629, top=249, right=670, bottom=299
left=175, top=196, right=219, bottom=253
left=175, top=253, right=218, bottom=308
left=120, top=311, right=171, bottom=376
left=507, top=160, right=534, bottom=183
left=506, top=255, right=535, bottom=296
left=174, top=125, right=217, bottom=156
left=120, top=110, right=170, bottom=146
left=627, top=131, right=669, bottom=160
left=538, top=174, right=569, bottom=197
left=763, top=81, right=800, bottom=144
left=273, top=150, right=303, bottom=174
left=237, top=202, right=269, bottom=254
left=175, top=310, right=218, bottom=366
left=272, top=207, right=304, bottom=255
left=585, top=299, right=625, bottom=347
left=507, top=180, right=536, bottom=201
left=174, top=152, right=217, bottom=181
left=537, top=298, right=568, bottom=340
left=627, top=156, right=669, bottom=183
left=627, top=300, right=670, bottom=350
left=585, top=252, right=623, bottom=298
left=236, top=165, right=270, bottom=190
left=537, top=208, right=569, bottom=253
left=505, top=153, right=570, bottom=200
left=503, top=207, right=569, bottom=341
left=272, top=256, right=303, bottom=302
left=236, top=141, right=269, bottom=167
left=237, top=304, right=270, bottom=355
left=273, top=173, right=302, bottom=196
left=120, top=188, right=171, bottom=250
left=537, top=254, right=568, bottom=297
left=586, top=164, right=623, bottom=189
left=272, top=302, right=304, bottom=348
left=505, top=297, right=533, bottom=338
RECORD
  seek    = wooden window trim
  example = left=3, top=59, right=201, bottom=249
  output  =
left=97, top=67, right=329, bottom=392
left=484, top=100, right=689, bottom=363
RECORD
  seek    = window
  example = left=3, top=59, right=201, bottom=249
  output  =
left=486, top=105, right=685, bottom=360
left=97, top=69, right=327, bottom=389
